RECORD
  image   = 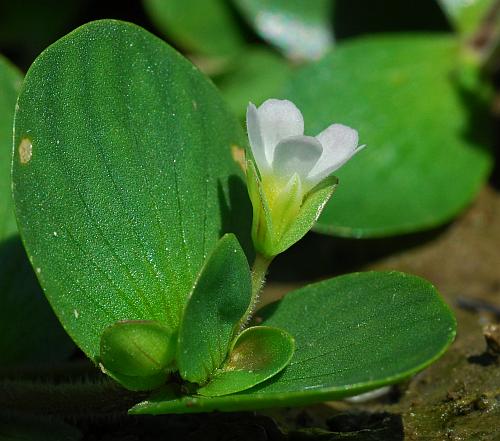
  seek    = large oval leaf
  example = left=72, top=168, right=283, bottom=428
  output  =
left=131, top=271, right=456, bottom=414
left=284, top=34, right=492, bottom=237
left=12, top=20, right=250, bottom=361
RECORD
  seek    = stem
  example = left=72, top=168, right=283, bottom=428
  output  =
left=239, top=253, right=272, bottom=328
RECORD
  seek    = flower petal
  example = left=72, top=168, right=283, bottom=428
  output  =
left=257, top=99, right=304, bottom=165
left=308, top=124, right=361, bottom=185
left=272, top=135, right=323, bottom=185
left=246, top=102, right=270, bottom=172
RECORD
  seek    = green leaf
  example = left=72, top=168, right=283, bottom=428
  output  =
left=438, top=0, right=496, bottom=35
left=232, top=0, right=334, bottom=60
left=0, top=55, right=74, bottom=367
left=12, top=20, right=250, bottom=361
left=284, top=34, right=492, bottom=237
left=177, top=234, right=252, bottom=384
left=130, top=271, right=456, bottom=414
left=216, top=47, right=292, bottom=120
left=100, top=320, right=176, bottom=377
left=143, top=0, right=244, bottom=57
left=198, top=326, right=295, bottom=397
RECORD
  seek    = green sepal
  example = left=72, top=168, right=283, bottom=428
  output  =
left=198, top=326, right=295, bottom=397
left=271, top=173, right=303, bottom=241
left=99, top=320, right=176, bottom=388
left=247, top=158, right=338, bottom=258
left=177, top=234, right=252, bottom=384
left=246, top=159, right=274, bottom=257
left=277, top=175, right=338, bottom=254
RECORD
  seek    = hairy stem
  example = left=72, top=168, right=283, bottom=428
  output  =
left=239, top=253, right=272, bottom=329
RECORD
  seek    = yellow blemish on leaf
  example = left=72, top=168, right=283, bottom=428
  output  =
left=19, top=138, right=32, bottom=164
left=231, top=145, right=246, bottom=173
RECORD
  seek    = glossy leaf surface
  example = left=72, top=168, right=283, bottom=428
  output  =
left=12, top=20, right=249, bottom=361
left=232, top=0, right=334, bottom=60
left=131, top=271, right=456, bottom=414
left=198, top=326, right=295, bottom=397
left=284, top=35, right=492, bottom=237
left=177, top=234, right=252, bottom=384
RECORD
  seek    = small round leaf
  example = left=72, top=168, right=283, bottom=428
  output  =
left=198, top=326, right=295, bottom=397
left=100, top=320, right=176, bottom=377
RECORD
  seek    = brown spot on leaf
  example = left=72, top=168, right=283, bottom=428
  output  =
left=231, top=145, right=246, bottom=173
left=19, top=138, right=32, bottom=164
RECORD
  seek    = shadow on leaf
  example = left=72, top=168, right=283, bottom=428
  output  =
left=217, top=175, right=254, bottom=262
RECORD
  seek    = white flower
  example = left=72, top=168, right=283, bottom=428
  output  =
left=245, top=98, right=364, bottom=258
left=246, top=98, right=363, bottom=195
